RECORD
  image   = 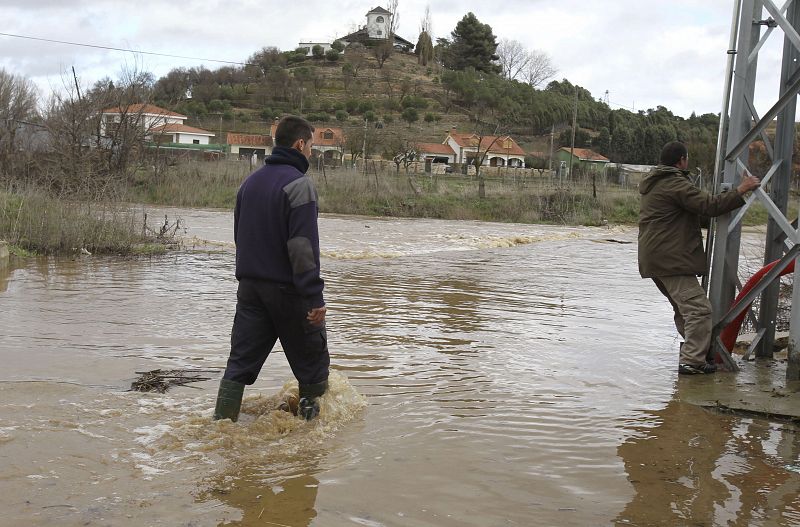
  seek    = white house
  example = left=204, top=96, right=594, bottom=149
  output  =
left=416, top=142, right=456, bottom=164
left=100, top=103, right=215, bottom=145
left=299, top=6, right=414, bottom=54
left=151, top=123, right=216, bottom=145
left=365, top=6, right=391, bottom=38
left=338, top=6, right=415, bottom=51
left=444, top=128, right=526, bottom=167
left=298, top=42, right=333, bottom=56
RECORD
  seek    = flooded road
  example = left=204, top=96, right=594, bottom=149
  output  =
left=2, top=208, right=799, bottom=526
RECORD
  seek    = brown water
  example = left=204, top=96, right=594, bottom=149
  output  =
left=2, top=209, right=799, bottom=527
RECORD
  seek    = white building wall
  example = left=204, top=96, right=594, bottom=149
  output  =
left=299, top=42, right=332, bottom=56
left=445, top=137, right=463, bottom=163
left=366, top=12, right=390, bottom=38
left=143, top=114, right=183, bottom=129
left=175, top=133, right=211, bottom=145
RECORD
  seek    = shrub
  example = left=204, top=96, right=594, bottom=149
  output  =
left=382, top=99, right=401, bottom=112
left=358, top=100, right=375, bottom=114
left=401, top=96, right=429, bottom=110
left=424, top=112, right=436, bottom=123
left=331, top=40, right=345, bottom=52
left=305, top=112, right=330, bottom=122
left=364, top=110, right=376, bottom=122
left=260, top=107, right=275, bottom=120
left=312, top=45, right=324, bottom=58
left=325, top=49, right=340, bottom=62
left=335, top=110, right=349, bottom=121
left=401, top=107, right=418, bottom=123
left=345, top=99, right=359, bottom=113
left=208, top=99, right=231, bottom=112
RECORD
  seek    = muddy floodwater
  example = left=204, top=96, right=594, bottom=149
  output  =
left=2, top=208, right=800, bottom=527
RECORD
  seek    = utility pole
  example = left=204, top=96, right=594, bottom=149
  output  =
left=362, top=117, right=368, bottom=176
left=548, top=124, right=554, bottom=173
left=568, top=85, right=578, bottom=180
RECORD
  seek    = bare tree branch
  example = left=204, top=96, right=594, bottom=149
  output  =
left=524, top=50, right=558, bottom=88
left=496, top=38, right=530, bottom=81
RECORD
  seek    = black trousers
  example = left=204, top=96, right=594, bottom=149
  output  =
left=222, top=278, right=329, bottom=386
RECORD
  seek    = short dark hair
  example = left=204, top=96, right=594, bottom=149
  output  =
left=274, top=116, right=314, bottom=147
left=660, top=141, right=688, bottom=166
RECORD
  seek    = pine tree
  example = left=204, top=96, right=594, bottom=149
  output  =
left=443, top=13, right=500, bottom=74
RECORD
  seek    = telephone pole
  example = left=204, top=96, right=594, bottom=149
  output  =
left=568, top=86, right=578, bottom=180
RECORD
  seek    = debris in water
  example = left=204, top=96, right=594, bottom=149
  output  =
left=131, top=369, right=217, bottom=393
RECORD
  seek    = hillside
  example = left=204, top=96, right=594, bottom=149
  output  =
left=150, top=45, right=728, bottom=175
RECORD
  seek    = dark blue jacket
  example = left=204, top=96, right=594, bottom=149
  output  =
left=234, top=146, right=324, bottom=308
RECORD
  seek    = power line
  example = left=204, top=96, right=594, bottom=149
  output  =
left=4, top=118, right=47, bottom=128
left=0, top=32, right=257, bottom=67
left=608, top=99, right=636, bottom=112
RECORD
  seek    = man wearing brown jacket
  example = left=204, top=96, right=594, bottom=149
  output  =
left=638, top=141, right=760, bottom=374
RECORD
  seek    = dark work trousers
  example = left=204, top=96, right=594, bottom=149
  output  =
left=222, top=278, right=329, bottom=386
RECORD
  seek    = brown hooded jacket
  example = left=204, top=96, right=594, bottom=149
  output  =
left=638, top=165, right=744, bottom=278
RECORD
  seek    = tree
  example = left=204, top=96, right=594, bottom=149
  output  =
left=0, top=69, right=38, bottom=178
left=312, top=45, right=324, bottom=59
left=416, top=31, right=434, bottom=66
left=342, top=121, right=379, bottom=167
left=387, top=0, right=400, bottom=45
left=524, top=51, right=558, bottom=88
left=596, top=127, right=611, bottom=156
left=344, top=50, right=369, bottom=78
left=247, top=47, right=287, bottom=75
left=496, top=38, right=530, bottom=81
left=443, top=13, right=500, bottom=74
left=415, top=6, right=434, bottom=66
left=558, top=128, right=591, bottom=148
left=330, top=40, right=345, bottom=52
left=401, top=107, right=418, bottom=124
left=373, top=40, right=393, bottom=69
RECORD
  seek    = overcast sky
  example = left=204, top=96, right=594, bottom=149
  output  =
left=0, top=0, right=788, bottom=118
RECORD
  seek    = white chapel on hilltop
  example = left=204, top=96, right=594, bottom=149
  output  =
left=298, top=5, right=414, bottom=54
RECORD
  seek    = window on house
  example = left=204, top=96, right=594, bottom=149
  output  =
left=377, top=30, right=383, bottom=35
left=504, top=139, right=513, bottom=149
left=323, top=130, right=334, bottom=140
left=376, top=16, right=384, bottom=23
left=193, top=139, right=200, bottom=144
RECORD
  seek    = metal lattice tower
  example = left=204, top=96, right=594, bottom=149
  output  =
left=707, top=0, right=800, bottom=381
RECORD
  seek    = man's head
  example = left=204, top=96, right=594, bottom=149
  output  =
left=660, top=141, right=689, bottom=170
left=275, top=116, right=315, bottom=159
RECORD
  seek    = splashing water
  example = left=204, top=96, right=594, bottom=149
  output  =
left=141, top=371, right=366, bottom=469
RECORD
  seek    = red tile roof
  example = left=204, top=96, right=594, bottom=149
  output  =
left=151, top=123, right=214, bottom=135
left=447, top=132, right=526, bottom=156
left=102, top=103, right=186, bottom=118
left=416, top=142, right=455, bottom=156
left=559, top=147, right=609, bottom=162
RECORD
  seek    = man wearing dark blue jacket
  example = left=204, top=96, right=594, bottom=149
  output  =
left=214, top=116, right=329, bottom=421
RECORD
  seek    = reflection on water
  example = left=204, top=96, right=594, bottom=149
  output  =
left=2, top=210, right=800, bottom=526
left=617, top=398, right=800, bottom=526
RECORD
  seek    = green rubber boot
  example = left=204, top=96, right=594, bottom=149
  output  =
left=213, top=379, right=245, bottom=422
